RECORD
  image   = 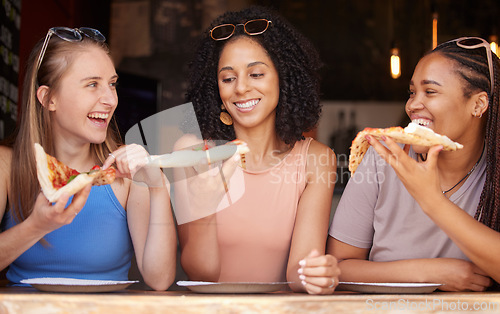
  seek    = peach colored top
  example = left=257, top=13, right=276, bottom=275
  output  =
left=216, top=138, right=312, bottom=282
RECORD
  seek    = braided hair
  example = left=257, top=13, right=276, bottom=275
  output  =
left=432, top=38, right=500, bottom=232
left=186, top=6, right=322, bottom=145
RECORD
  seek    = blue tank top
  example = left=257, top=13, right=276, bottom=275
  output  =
left=5, top=185, right=133, bottom=285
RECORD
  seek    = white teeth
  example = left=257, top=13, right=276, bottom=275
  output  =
left=88, top=113, right=109, bottom=119
left=235, top=99, right=259, bottom=108
left=412, top=119, right=430, bottom=126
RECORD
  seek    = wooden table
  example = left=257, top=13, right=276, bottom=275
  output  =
left=1, top=287, right=500, bottom=313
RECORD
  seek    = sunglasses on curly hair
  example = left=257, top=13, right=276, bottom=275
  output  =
left=439, top=37, right=494, bottom=93
left=36, top=27, right=106, bottom=71
left=210, top=19, right=272, bottom=41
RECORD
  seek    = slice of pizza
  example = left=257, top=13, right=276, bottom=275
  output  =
left=34, top=143, right=116, bottom=202
left=348, top=122, right=463, bottom=175
left=148, top=139, right=250, bottom=169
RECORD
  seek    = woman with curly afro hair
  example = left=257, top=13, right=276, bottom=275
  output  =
left=178, top=6, right=340, bottom=294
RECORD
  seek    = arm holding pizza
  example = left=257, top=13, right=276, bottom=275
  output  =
left=101, top=144, right=176, bottom=291
left=0, top=146, right=91, bottom=272
left=367, top=135, right=500, bottom=285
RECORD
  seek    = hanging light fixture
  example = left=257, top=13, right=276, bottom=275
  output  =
left=390, top=46, right=401, bottom=79
left=490, top=35, right=498, bottom=56
left=432, top=11, right=438, bottom=49
left=389, top=0, right=400, bottom=79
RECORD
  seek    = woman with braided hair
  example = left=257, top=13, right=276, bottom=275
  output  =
left=328, top=37, right=500, bottom=291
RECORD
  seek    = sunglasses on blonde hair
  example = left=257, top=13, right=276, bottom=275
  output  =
left=439, top=37, right=495, bottom=93
left=36, top=27, right=106, bottom=71
left=209, top=19, right=272, bottom=41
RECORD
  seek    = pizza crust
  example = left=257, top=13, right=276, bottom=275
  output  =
left=148, top=139, right=250, bottom=168
left=35, top=143, right=95, bottom=202
left=348, top=122, right=463, bottom=175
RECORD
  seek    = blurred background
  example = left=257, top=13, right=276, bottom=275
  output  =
left=0, top=0, right=498, bottom=289
left=2, top=0, right=499, bottom=186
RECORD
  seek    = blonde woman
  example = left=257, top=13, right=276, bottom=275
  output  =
left=0, top=27, right=176, bottom=290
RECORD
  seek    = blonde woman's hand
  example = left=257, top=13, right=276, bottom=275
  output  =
left=27, top=184, right=91, bottom=234
left=298, top=249, right=341, bottom=294
left=103, top=144, right=167, bottom=188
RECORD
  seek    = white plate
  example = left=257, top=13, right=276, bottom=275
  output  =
left=336, top=282, right=442, bottom=294
left=177, top=281, right=289, bottom=294
left=20, top=278, right=138, bottom=293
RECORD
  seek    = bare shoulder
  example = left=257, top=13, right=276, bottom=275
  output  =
left=305, top=139, right=336, bottom=169
left=0, top=145, right=13, bottom=174
left=306, top=138, right=333, bottom=155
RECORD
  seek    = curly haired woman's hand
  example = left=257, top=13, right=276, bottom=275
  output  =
left=297, top=249, right=341, bottom=294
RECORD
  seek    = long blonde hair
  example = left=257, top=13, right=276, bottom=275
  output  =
left=9, top=35, right=122, bottom=222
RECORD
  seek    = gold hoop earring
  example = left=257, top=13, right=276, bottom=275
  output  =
left=220, top=104, right=233, bottom=125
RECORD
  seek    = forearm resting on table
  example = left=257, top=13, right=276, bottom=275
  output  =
left=287, top=264, right=307, bottom=293
left=419, top=195, right=500, bottom=283
left=338, top=258, right=443, bottom=283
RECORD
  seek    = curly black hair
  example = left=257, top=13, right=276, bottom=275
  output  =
left=186, top=6, right=322, bottom=145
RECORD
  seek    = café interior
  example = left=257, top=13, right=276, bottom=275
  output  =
left=0, top=0, right=499, bottom=312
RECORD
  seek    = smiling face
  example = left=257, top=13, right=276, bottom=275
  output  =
left=406, top=52, right=481, bottom=152
left=47, top=46, right=118, bottom=145
left=217, top=36, right=280, bottom=131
